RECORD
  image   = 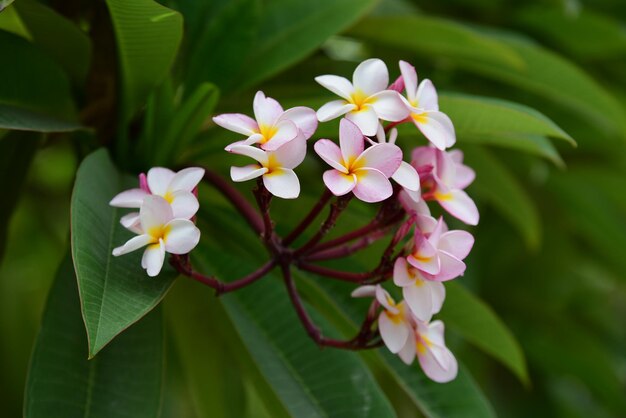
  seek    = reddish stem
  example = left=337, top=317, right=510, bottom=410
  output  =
left=297, top=262, right=379, bottom=283
left=294, top=195, right=352, bottom=256
left=303, top=228, right=390, bottom=262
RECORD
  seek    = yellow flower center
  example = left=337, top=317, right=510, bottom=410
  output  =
left=348, top=89, right=376, bottom=111
left=147, top=224, right=171, bottom=243
left=258, top=124, right=278, bottom=143
left=411, top=112, right=427, bottom=124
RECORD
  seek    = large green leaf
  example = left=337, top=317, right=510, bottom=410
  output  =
left=0, top=29, right=80, bottom=131
left=106, top=0, right=183, bottom=121
left=440, top=282, right=528, bottom=384
left=24, top=256, right=165, bottom=418
left=70, top=149, right=176, bottom=357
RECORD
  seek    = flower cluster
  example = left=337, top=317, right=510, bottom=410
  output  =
left=109, top=168, right=204, bottom=276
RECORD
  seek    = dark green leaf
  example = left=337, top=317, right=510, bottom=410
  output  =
left=70, top=149, right=176, bottom=357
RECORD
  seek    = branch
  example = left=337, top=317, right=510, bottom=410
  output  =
left=303, top=227, right=390, bottom=262
left=283, top=188, right=333, bottom=246
left=297, top=262, right=380, bottom=283
left=293, top=195, right=352, bottom=256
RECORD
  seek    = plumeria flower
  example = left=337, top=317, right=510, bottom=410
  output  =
left=110, top=167, right=204, bottom=233
left=398, top=190, right=437, bottom=234
left=411, top=146, right=479, bottom=225
left=352, top=285, right=411, bottom=353
left=373, top=124, right=420, bottom=193
left=213, top=91, right=317, bottom=151
left=393, top=257, right=445, bottom=321
left=407, top=217, right=474, bottom=282
left=315, top=58, right=409, bottom=136
left=229, top=135, right=306, bottom=199
left=314, top=119, right=402, bottom=203
left=396, top=61, right=456, bottom=150
left=397, top=318, right=458, bottom=383
left=112, top=196, right=201, bottom=277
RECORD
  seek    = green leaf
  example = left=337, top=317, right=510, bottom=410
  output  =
left=24, top=256, right=165, bottom=418
left=70, top=149, right=176, bottom=357
left=105, top=0, right=183, bottom=121
left=0, top=29, right=80, bottom=131
left=463, top=145, right=541, bottom=249
left=14, top=0, right=92, bottom=83
left=440, top=282, right=529, bottom=384
left=238, top=0, right=377, bottom=89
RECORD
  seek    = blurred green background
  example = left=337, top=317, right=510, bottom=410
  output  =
left=1, top=0, right=625, bottom=417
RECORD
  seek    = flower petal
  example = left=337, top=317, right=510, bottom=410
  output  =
left=147, top=167, right=176, bottom=196
left=407, top=234, right=440, bottom=275
left=437, top=188, right=479, bottom=225
left=141, top=239, right=166, bottom=277
left=351, top=285, right=377, bottom=298
left=430, top=281, right=446, bottom=314
left=346, top=105, right=379, bottom=136
left=140, top=195, right=173, bottom=232
left=163, top=219, right=201, bottom=254
left=375, top=285, right=397, bottom=312
left=314, top=139, right=347, bottom=173
left=263, top=168, right=301, bottom=199
left=169, top=190, right=200, bottom=219
left=253, top=91, right=283, bottom=126
left=403, top=282, right=434, bottom=322
left=392, top=161, right=420, bottom=191
left=230, top=165, right=267, bottom=182
left=397, top=329, right=417, bottom=365
left=280, top=106, right=318, bottom=139
left=272, top=135, right=307, bottom=169
left=417, top=341, right=458, bottom=383
left=439, top=230, right=474, bottom=260
left=414, top=111, right=456, bottom=150
left=355, top=143, right=402, bottom=177
left=109, top=188, right=148, bottom=208
left=339, top=118, right=365, bottom=162
left=316, top=100, right=355, bottom=122
left=428, top=251, right=466, bottom=282
left=370, top=90, right=410, bottom=122
left=353, top=168, right=393, bottom=203
left=393, top=257, right=415, bottom=287
left=237, top=134, right=265, bottom=148
left=399, top=60, right=418, bottom=102
left=112, top=234, right=154, bottom=256
left=120, top=212, right=142, bottom=234
left=168, top=167, right=205, bottom=193
left=379, top=312, right=409, bottom=353
left=314, top=75, right=354, bottom=100
left=212, top=113, right=259, bottom=136
left=416, top=79, right=439, bottom=111
left=353, top=58, right=388, bottom=96
left=448, top=150, right=475, bottom=189
left=260, top=119, right=298, bottom=151
left=229, top=144, right=269, bottom=166
left=322, top=169, right=356, bottom=196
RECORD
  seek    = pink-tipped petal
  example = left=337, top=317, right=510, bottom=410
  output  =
left=339, top=118, right=365, bottom=162
left=141, top=240, right=166, bottom=277
left=353, top=168, right=393, bottom=203
left=379, top=312, right=409, bottom=353
left=314, top=139, right=348, bottom=173
left=416, top=79, right=439, bottom=111
left=230, top=165, right=267, bottom=182
left=439, top=230, right=474, bottom=260
left=263, top=168, right=300, bottom=199
left=260, top=119, right=298, bottom=151
left=415, top=111, right=456, bottom=150
left=430, top=282, right=446, bottom=314
left=253, top=91, right=283, bottom=127
left=370, top=90, right=410, bottom=122
left=109, top=188, right=148, bottom=208
left=346, top=105, right=379, bottom=136
left=375, top=285, right=397, bottom=313
left=280, top=106, right=318, bottom=139
left=418, top=342, right=458, bottom=383
left=388, top=74, right=405, bottom=94
left=147, top=167, right=176, bottom=196
left=213, top=113, right=259, bottom=136
left=437, top=189, right=479, bottom=225
left=397, top=330, right=417, bottom=365
left=272, top=135, right=307, bottom=169
left=407, top=233, right=440, bottom=275
left=140, top=196, right=173, bottom=232
left=430, top=251, right=466, bottom=282
left=351, top=285, right=377, bottom=298
left=353, top=58, right=389, bottom=96
left=317, top=100, right=355, bottom=122
left=163, top=219, right=200, bottom=254
left=120, top=212, right=142, bottom=234
left=112, top=234, right=153, bottom=256
left=322, top=169, right=356, bottom=196
left=169, top=190, right=200, bottom=220
left=399, top=60, right=418, bottom=102
left=393, top=258, right=415, bottom=287
left=403, top=282, right=434, bottom=322
left=229, top=144, right=269, bottom=166
left=315, top=75, right=354, bottom=100
left=355, top=143, right=402, bottom=177
left=168, top=167, right=205, bottom=192
left=239, top=133, right=265, bottom=148
left=411, top=146, right=438, bottom=170
left=392, top=161, right=420, bottom=191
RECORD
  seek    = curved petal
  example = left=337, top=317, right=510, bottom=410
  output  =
left=346, top=105, right=379, bottom=136
left=322, top=169, right=356, bottom=196
left=314, top=139, right=347, bottom=173
left=375, top=285, right=397, bottom=312
left=416, top=79, right=439, bottom=111
left=147, top=167, right=176, bottom=196
left=164, top=219, right=201, bottom=254
left=418, top=342, right=458, bottom=383
left=169, top=190, right=200, bottom=219
left=430, top=281, right=446, bottom=314
left=370, top=90, right=410, bottom=122
left=120, top=212, right=142, bottom=234
left=404, top=282, right=434, bottom=322
left=397, top=329, right=417, bottom=365
left=112, top=234, right=154, bottom=256
left=426, top=320, right=447, bottom=346
left=355, top=143, right=402, bottom=177
left=316, top=100, right=355, bottom=122
left=339, top=118, right=365, bottom=162
left=212, top=113, right=259, bottom=136
left=109, top=188, right=148, bottom=208
left=414, top=111, right=456, bottom=150
left=353, top=168, right=393, bottom=203
left=263, top=168, right=300, bottom=199
left=353, top=58, right=388, bottom=96
left=407, top=233, right=440, bottom=275
left=253, top=91, right=283, bottom=126
left=392, top=161, right=420, bottom=191
left=411, top=146, right=438, bottom=171
left=399, top=60, right=418, bottom=102
left=314, top=75, right=354, bottom=100
left=261, top=119, right=298, bottom=151
left=429, top=251, right=466, bottom=282
left=279, top=106, right=318, bottom=139
left=351, top=285, right=377, bottom=298
left=379, top=312, right=409, bottom=353
left=393, top=257, right=415, bottom=287
left=168, top=167, right=205, bottom=192
left=273, top=135, right=307, bottom=169
left=437, top=189, right=479, bottom=225
left=229, top=144, right=269, bottom=166
left=230, top=165, right=267, bottom=182
left=439, top=230, right=474, bottom=260
left=141, top=240, right=166, bottom=277
left=237, top=134, right=265, bottom=148
left=140, top=196, right=173, bottom=232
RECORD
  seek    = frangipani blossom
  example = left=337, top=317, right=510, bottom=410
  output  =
left=394, top=257, right=445, bottom=321
left=229, top=135, right=306, bottom=199
left=398, top=61, right=456, bottom=150
left=411, top=146, right=479, bottom=225
left=314, top=119, right=402, bottom=203
left=398, top=319, right=458, bottom=383
left=110, top=167, right=204, bottom=232
left=374, top=124, right=420, bottom=192
left=315, top=59, right=409, bottom=136
left=407, top=217, right=474, bottom=282
left=398, top=190, right=437, bottom=234
left=213, top=91, right=317, bottom=151
left=112, top=196, right=201, bottom=277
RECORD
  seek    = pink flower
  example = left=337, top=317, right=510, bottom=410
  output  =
left=407, top=217, right=474, bottom=282
left=411, top=146, right=479, bottom=225
left=213, top=91, right=317, bottom=151
left=398, top=190, right=437, bottom=234
left=314, top=119, right=402, bottom=203
left=229, top=135, right=306, bottom=199
left=398, top=61, right=456, bottom=150
left=373, top=124, right=420, bottom=193
left=315, top=59, right=409, bottom=136
left=393, top=257, right=445, bottom=321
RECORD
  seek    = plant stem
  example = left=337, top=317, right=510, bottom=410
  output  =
left=293, top=195, right=352, bottom=256
left=297, top=262, right=380, bottom=283
left=283, top=188, right=333, bottom=246
left=303, top=228, right=391, bottom=262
